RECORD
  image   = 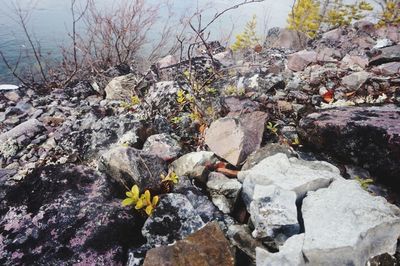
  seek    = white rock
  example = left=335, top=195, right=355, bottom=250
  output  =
left=250, top=185, right=299, bottom=239
left=302, top=179, right=400, bottom=266
left=374, top=38, right=393, bottom=49
left=256, top=234, right=305, bottom=266
left=171, top=151, right=216, bottom=182
left=105, top=73, right=139, bottom=100
left=207, top=172, right=242, bottom=213
left=239, top=153, right=342, bottom=204
left=0, top=84, right=19, bottom=90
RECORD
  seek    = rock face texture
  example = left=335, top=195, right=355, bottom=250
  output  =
left=302, top=180, right=400, bottom=265
left=143, top=222, right=234, bottom=266
left=141, top=193, right=205, bottom=246
left=170, top=151, right=216, bottom=182
left=205, top=111, right=267, bottom=166
left=238, top=153, right=342, bottom=205
left=287, top=50, right=317, bottom=72
left=105, top=73, right=139, bottom=100
left=142, top=133, right=181, bottom=161
left=299, top=106, right=400, bottom=187
left=99, top=147, right=167, bottom=192
left=256, top=234, right=305, bottom=266
left=0, top=164, right=144, bottom=265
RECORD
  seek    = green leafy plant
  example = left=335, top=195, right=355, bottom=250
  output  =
left=266, top=122, right=279, bottom=135
left=120, top=95, right=141, bottom=110
left=122, top=185, right=159, bottom=216
left=377, top=0, right=400, bottom=27
left=323, top=0, right=373, bottom=29
left=231, top=15, right=260, bottom=52
left=161, top=171, right=179, bottom=184
left=354, top=176, right=374, bottom=190
left=224, top=85, right=245, bottom=96
left=287, top=0, right=321, bottom=38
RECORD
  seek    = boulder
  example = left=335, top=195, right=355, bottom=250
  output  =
left=205, top=111, right=268, bottom=166
left=341, top=71, right=369, bottom=91
left=142, top=133, right=181, bottom=161
left=0, top=165, right=144, bottom=265
left=206, top=172, right=242, bottom=213
left=238, top=153, right=342, bottom=205
left=265, top=28, right=308, bottom=51
left=242, top=143, right=297, bottom=171
left=369, top=44, right=400, bottom=66
left=302, top=179, right=400, bottom=265
left=372, top=62, right=400, bottom=75
left=105, top=73, right=139, bottom=100
left=145, top=81, right=180, bottom=116
left=143, top=222, right=234, bottom=266
left=156, top=55, right=178, bottom=69
left=141, top=193, right=204, bottom=246
left=98, top=147, right=167, bottom=192
left=256, top=234, right=305, bottom=266
left=170, top=151, right=216, bottom=182
left=227, top=224, right=265, bottom=260
left=249, top=185, right=299, bottom=239
left=340, top=54, right=368, bottom=70
left=287, top=50, right=317, bottom=72
left=298, top=106, right=400, bottom=188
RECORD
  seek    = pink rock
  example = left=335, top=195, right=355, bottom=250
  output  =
left=340, top=55, right=369, bottom=70
left=205, top=111, right=268, bottom=166
left=287, top=50, right=318, bottom=72
left=372, top=62, right=400, bottom=75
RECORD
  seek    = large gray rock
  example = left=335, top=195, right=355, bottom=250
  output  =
left=249, top=185, right=299, bottom=239
left=142, top=193, right=205, bottom=246
left=205, top=111, right=268, bottom=166
left=239, top=153, right=342, bottom=205
left=98, top=147, right=167, bottom=192
left=207, top=172, right=242, bottom=213
left=265, top=28, right=308, bottom=51
left=0, top=119, right=46, bottom=159
left=369, top=44, right=400, bottom=66
left=302, top=179, right=400, bottom=265
left=256, top=234, right=305, bottom=266
left=105, top=73, right=140, bottom=100
left=170, top=151, right=216, bottom=182
left=287, top=50, right=317, bottom=72
left=341, top=71, right=369, bottom=91
left=145, top=81, right=180, bottom=116
left=142, top=133, right=181, bottom=161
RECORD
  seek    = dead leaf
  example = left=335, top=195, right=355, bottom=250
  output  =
left=216, top=167, right=239, bottom=178
left=322, top=90, right=334, bottom=103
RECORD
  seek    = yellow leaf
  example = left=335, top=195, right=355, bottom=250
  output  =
left=145, top=205, right=153, bottom=216
left=122, top=198, right=135, bottom=207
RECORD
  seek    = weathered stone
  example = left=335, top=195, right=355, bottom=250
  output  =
left=207, top=172, right=242, bottom=213
left=227, top=224, right=264, bottom=261
left=369, top=44, right=400, bottom=66
left=142, top=133, right=181, bottom=161
left=170, top=151, right=216, bottom=182
left=242, top=143, right=297, bottom=171
left=205, top=111, right=268, bottom=166
left=143, top=222, right=234, bottom=266
left=141, top=193, right=204, bottom=246
left=341, top=71, right=369, bottom=91
left=298, top=106, right=400, bottom=188
left=372, top=62, right=400, bottom=75
left=3, top=91, right=20, bottom=102
left=256, top=234, right=305, bottom=266
left=302, top=180, right=400, bottom=265
left=0, top=164, right=144, bottom=265
left=221, top=97, right=260, bottom=115
left=214, top=50, right=235, bottom=67
left=98, top=147, right=167, bottom=192
left=239, top=153, right=342, bottom=205
left=156, top=55, right=178, bottom=69
left=105, top=73, right=139, bottom=100
left=340, top=54, right=368, bottom=70
left=145, top=81, right=180, bottom=116
left=249, top=185, right=299, bottom=239
left=65, top=80, right=97, bottom=99
left=287, top=50, right=317, bottom=72
left=265, top=28, right=308, bottom=51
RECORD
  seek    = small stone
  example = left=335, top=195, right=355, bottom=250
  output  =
left=142, top=133, right=181, bottom=161
left=171, top=151, right=216, bottom=182
left=341, top=71, right=369, bottom=91
left=287, top=50, right=317, bottom=72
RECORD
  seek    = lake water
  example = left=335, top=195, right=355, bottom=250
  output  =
left=0, top=0, right=300, bottom=83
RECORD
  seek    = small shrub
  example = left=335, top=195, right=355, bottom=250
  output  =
left=323, top=0, right=373, bottom=29
left=287, top=0, right=321, bottom=38
left=231, top=15, right=260, bottom=52
left=377, top=0, right=400, bottom=27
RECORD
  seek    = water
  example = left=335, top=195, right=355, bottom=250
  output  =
left=0, top=0, right=294, bottom=83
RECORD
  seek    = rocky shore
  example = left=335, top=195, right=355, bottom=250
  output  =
left=1, top=21, right=400, bottom=265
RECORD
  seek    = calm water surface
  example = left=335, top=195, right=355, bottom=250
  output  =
left=0, top=0, right=293, bottom=83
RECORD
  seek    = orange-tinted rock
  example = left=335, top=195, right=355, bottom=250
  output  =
left=143, top=222, right=235, bottom=266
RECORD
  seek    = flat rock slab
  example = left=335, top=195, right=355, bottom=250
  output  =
left=238, top=153, right=342, bottom=206
left=299, top=105, right=400, bottom=186
left=302, top=180, right=400, bottom=265
left=143, top=222, right=234, bottom=266
left=287, top=50, right=317, bottom=72
left=369, top=44, right=400, bottom=66
left=205, top=111, right=267, bottom=166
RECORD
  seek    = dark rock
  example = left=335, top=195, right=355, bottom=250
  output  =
left=143, top=222, right=235, bottom=266
left=0, top=164, right=144, bottom=265
left=299, top=106, right=400, bottom=188
left=99, top=147, right=167, bottom=193
left=369, top=44, right=400, bottom=66
left=141, top=193, right=204, bottom=246
left=65, top=81, right=97, bottom=99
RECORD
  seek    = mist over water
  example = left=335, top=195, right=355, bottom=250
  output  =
left=0, top=0, right=293, bottom=83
